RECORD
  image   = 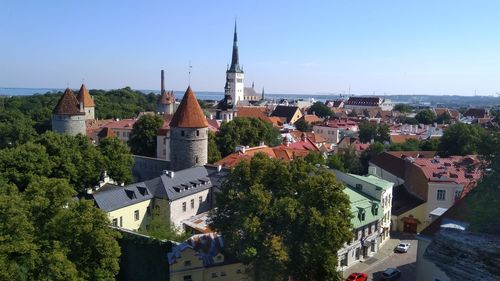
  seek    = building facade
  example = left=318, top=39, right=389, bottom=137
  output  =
left=75, top=83, right=95, bottom=120
left=157, top=70, right=176, bottom=115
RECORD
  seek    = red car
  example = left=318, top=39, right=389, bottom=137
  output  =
left=346, top=272, right=368, bottom=281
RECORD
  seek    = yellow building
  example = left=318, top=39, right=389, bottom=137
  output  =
left=391, top=186, right=427, bottom=233
left=168, top=233, right=252, bottom=281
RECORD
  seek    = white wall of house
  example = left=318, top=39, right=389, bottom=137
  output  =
left=113, top=128, right=132, bottom=143
left=108, top=199, right=152, bottom=231
left=169, top=189, right=211, bottom=230
left=426, top=182, right=463, bottom=221
left=313, top=125, right=341, bottom=143
left=338, top=222, right=380, bottom=270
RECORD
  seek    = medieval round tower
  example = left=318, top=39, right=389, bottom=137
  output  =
left=76, top=83, right=95, bottom=120
left=169, top=86, right=208, bottom=171
left=51, top=88, right=86, bottom=135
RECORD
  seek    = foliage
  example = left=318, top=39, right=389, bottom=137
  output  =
left=0, top=177, right=121, bottom=281
left=128, top=115, right=164, bottom=157
left=0, top=110, right=37, bottom=149
left=294, top=118, right=312, bottom=132
left=359, top=142, right=385, bottom=174
left=207, top=131, right=222, bottom=164
left=358, top=121, right=390, bottom=143
left=91, top=87, right=157, bottom=119
left=395, top=116, right=418, bottom=125
left=420, top=138, right=440, bottom=151
left=307, top=101, right=333, bottom=118
left=0, top=132, right=134, bottom=193
left=98, top=137, right=134, bottom=184
left=435, top=112, right=452, bottom=124
left=328, top=146, right=362, bottom=174
left=304, top=151, right=326, bottom=166
left=139, top=207, right=190, bottom=242
left=212, top=154, right=352, bottom=281
left=393, top=103, right=412, bottom=113
left=415, top=109, right=436, bottom=124
left=438, top=123, right=484, bottom=156
left=216, top=117, right=281, bottom=157
left=388, top=138, right=440, bottom=152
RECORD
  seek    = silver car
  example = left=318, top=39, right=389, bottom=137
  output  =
left=395, top=242, right=411, bottom=253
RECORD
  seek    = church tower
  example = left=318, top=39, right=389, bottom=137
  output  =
left=76, top=83, right=95, bottom=120
left=225, top=21, right=244, bottom=105
left=169, top=86, right=208, bottom=171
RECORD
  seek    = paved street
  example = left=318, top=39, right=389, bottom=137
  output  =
left=343, top=233, right=417, bottom=281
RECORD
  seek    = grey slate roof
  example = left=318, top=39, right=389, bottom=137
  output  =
left=93, top=182, right=153, bottom=212
left=91, top=165, right=229, bottom=212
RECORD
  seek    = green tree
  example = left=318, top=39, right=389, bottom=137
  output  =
left=358, top=121, right=376, bottom=143
left=139, top=207, right=190, bottom=242
left=212, top=154, right=352, bottom=281
left=360, top=142, right=385, bottom=174
left=216, top=117, right=281, bottom=157
left=0, top=110, right=37, bottom=149
left=395, top=116, right=418, bottom=125
left=438, top=123, right=484, bottom=156
left=128, top=115, right=164, bottom=157
left=435, top=112, right=452, bottom=124
left=375, top=123, right=390, bottom=143
left=415, top=109, right=436, bottom=124
left=389, top=139, right=421, bottom=151
left=207, top=131, right=222, bottom=163
left=333, top=145, right=363, bottom=174
left=327, top=154, right=345, bottom=172
left=304, top=151, right=326, bottom=165
left=294, top=118, right=313, bottom=132
left=307, top=102, right=333, bottom=118
left=420, top=138, right=440, bottom=151
left=0, top=177, right=121, bottom=281
left=393, top=103, right=412, bottom=113
left=98, top=137, right=134, bottom=184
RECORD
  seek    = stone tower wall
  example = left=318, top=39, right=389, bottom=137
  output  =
left=85, top=106, right=95, bottom=120
left=157, top=103, right=174, bottom=115
left=51, top=114, right=86, bottom=136
left=169, top=127, right=208, bottom=171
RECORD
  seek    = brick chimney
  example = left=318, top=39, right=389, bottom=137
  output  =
left=161, top=70, right=165, bottom=93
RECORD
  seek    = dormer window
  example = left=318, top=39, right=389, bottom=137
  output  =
left=358, top=208, right=366, bottom=221
left=372, top=203, right=379, bottom=216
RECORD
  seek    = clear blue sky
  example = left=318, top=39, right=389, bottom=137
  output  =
left=1, top=0, right=499, bottom=95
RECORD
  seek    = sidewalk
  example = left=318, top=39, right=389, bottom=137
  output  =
left=342, top=232, right=415, bottom=278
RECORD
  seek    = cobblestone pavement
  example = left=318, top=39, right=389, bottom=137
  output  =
left=342, top=233, right=417, bottom=281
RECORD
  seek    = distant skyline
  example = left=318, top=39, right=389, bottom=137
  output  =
left=1, top=0, right=500, bottom=96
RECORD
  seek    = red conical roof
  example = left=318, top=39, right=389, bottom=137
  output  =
left=53, top=88, right=85, bottom=115
left=169, top=86, right=208, bottom=128
left=76, top=84, right=95, bottom=107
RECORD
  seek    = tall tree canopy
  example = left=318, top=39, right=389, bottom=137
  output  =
left=0, top=132, right=134, bottom=192
left=438, top=123, right=485, bottom=156
left=358, top=121, right=390, bottom=143
left=128, top=115, right=164, bottom=157
left=294, top=118, right=313, bottom=132
left=393, top=103, right=413, bottom=113
left=0, top=177, right=121, bottom=281
left=415, top=109, right=436, bottom=124
left=307, top=101, right=333, bottom=118
left=0, top=110, right=37, bottom=149
left=207, top=131, right=222, bottom=164
left=216, top=117, right=281, bottom=157
left=212, top=154, right=353, bottom=281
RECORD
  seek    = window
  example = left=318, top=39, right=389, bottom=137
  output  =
left=134, top=210, right=139, bottom=221
left=181, top=130, right=185, bottom=137
left=196, top=130, right=200, bottom=136
left=183, top=276, right=192, bottom=281
left=120, top=216, right=123, bottom=227
left=437, top=190, right=446, bottom=201
left=112, top=218, right=118, bottom=226
left=191, top=199, right=195, bottom=209
left=184, top=260, right=191, bottom=267
left=355, top=184, right=363, bottom=190
left=146, top=206, right=151, bottom=216
left=199, top=196, right=203, bottom=205
left=195, top=156, right=199, bottom=164
left=236, top=269, right=242, bottom=274
left=182, top=202, right=187, bottom=212
left=454, top=189, right=462, bottom=199
left=211, top=272, right=218, bottom=278
left=361, top=212, right=365, bottom=221
left=220, top=272, right=226, bottom=276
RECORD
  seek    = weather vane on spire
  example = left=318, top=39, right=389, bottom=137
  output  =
left=188, top=61, right=193, bottom=85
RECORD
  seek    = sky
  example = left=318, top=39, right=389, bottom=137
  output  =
left=1, top=0, right=500, bottom=95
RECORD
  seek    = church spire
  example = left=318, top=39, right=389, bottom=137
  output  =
left=229, top=20, right=243, bottom=73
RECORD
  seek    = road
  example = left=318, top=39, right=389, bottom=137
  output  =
left=343, top=233, right=417, bottom=281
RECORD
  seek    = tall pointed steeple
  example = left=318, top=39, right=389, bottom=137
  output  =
left=229, top=20, right=243, bottom=73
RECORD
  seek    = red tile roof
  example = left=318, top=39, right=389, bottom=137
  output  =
left=97, top=127, right=116, bottom=138
left=412, top=156, right=481, bottom=186
left=76, top=84, right=95, bottom=107
left=158, top=90, right=175, bottom=105
left=53, top=88, right=85, bottom=115
left=170, top=86, right=208, bottom=128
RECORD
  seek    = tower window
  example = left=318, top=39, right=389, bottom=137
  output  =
left=196, top=130, right=199, bottom=136
left=195, top=156, right=199, bottom=163
left=181, top=131, right=185, bottom=137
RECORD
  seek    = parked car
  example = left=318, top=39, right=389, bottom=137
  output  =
left=346, top=272, right=368, bottom=281
left=381, top=268, right=401, bottom=280
left=395, top=243, right=411, bottom=253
